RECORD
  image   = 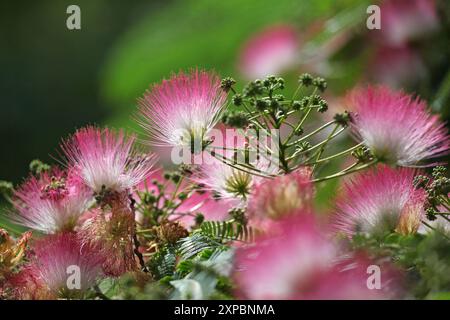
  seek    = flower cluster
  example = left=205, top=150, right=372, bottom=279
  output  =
left=0, top=69, right=449, bottom=300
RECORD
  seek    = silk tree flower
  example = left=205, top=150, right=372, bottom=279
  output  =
left=233, top=214, right=400, bottom=299
left=234, top=215, right=335, bottom=299
left=239, top=25, right=299, bottom=80
left=305, top=253, right=403, bottom=300
left=5, top=266, right=53, bottom=300
left=11, top=233, right=104, bottom=299
left=137, top=70, right=227, bottom=149
left=62, top=126, right=157, bottom=194
left=333, top=165, right=427, bottom=237
left=247, top=167, right=313, bottom=227
left=194, top=155, right=277, bottom=205
left=193, top=128, right=279, bottom=204
left=11, top=168, right=92, bottom=234
left=79, top=206, right=137, bottom=276
left=379, top=0, right=438, bottom=46
left=348, top=86, right=449, bottom=166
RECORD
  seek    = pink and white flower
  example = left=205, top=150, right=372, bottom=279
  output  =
left=12, top=168, right=92, bottom=234
left=62, top=126, right=157, bottom=193
left=32, top=233, right=103, bottom=298
left=304, top=252, right=403, bottom=300
left=137, top=70, right=227, bottom=148
left=79, top=206, right=137, bottom=277
left=194, top=155, right=278, bottom=206
left=234, top=215, right=335, bottom=299
left=233, top=214, right=401, bottom=299
left=248, top=167, right=313, bottom=225
left=239, top=25, right=299, bottom=80
left=5, top=266, right=52, bottom=300
left=348, top=86, right=449, bottom=166
left=193, top=128, right=279, bottom=204
left=333, top=165, right=427, bottom=237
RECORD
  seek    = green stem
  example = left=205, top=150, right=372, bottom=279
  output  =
left=136, top=228, right=153, bottom=234
left=311, top=124, right=340, bottom=174
left=284, top=88, right=318, bottom=144
left=209, top=150, right=275, bottom=179
left=312, top=160, right=377, bottom=183
left=286, top=120, right=337, bottom=147
left=422, top=220, right=450, bottom=240
left=286, top=127, right=346, bottom=161
left=291, top=83, right=303, bottom=103
left=304, top=142, right=364, bottom=165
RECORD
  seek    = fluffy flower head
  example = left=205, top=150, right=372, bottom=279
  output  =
left=62, top=126, right=157, bottom=193
left=233, top=214, right=400, bottom=299
left=12, top=168, right=92, bottom=233
left=137, top=70, right=227, bottom=148
left=32, top=233, right=103, bottom=298
left=333, top=165, right=426, bottom=237
left=234, top=215, right=335, bottom=299
left=349, top=86, right=449, bottom=166
left=248, top=167, right=313, bottom=222
left=79, top=206, right=137, bottom=277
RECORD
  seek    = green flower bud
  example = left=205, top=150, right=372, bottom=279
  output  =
left=232, top=94, right=243, bottom=106
left=299, top=73, right=313, bottom=86
left=220, top=77, right=236, bottom=92
left=313, top=77, right=327, bottom=92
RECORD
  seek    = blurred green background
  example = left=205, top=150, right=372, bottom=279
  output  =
left=1, top=0, right=449, bottom=186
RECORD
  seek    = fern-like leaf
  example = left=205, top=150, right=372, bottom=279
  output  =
left=177, top=233, right=222, bottom=260
left=200, top=220, right=256, bottom=242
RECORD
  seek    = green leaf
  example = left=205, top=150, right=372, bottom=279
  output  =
left=177, top=233, right=221, bottom=260
left=200, top=220, right=256, bottom=242
left=97, top=278, right=120, bottom=299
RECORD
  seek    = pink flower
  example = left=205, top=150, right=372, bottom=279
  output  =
left=5, top=266, right=52, bottom=300
left=194, top=156, right=278, bottom=205
left=333, top=165, right=426, bottom=237
left=32, top=233, right=103, bottom=298
left=248, top=167, right=314, bottom=226
left=233, top=214, right=402, bottom=299
left=195, top=159, right=252, bottom=204
left=79, top=206, right=137, bottom=277
left=239, top=25, right=299, bottom=79
left=348, top=86, right=449, bottom=166
left=137, top=70, right=227, bottom=148
left=234, top=215, right=335, bottom=299
left=379, top=0, right=438, bottom=46
left=12, top=168, right=92, bottom=233
left=305, top=253, right=403, bottom=300
left=193, top=128, right=279, bottom=204
left=62, top=126, right=157, bottom=193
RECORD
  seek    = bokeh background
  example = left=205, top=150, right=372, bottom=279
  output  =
left=1, top=0, right=449, bottom=187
